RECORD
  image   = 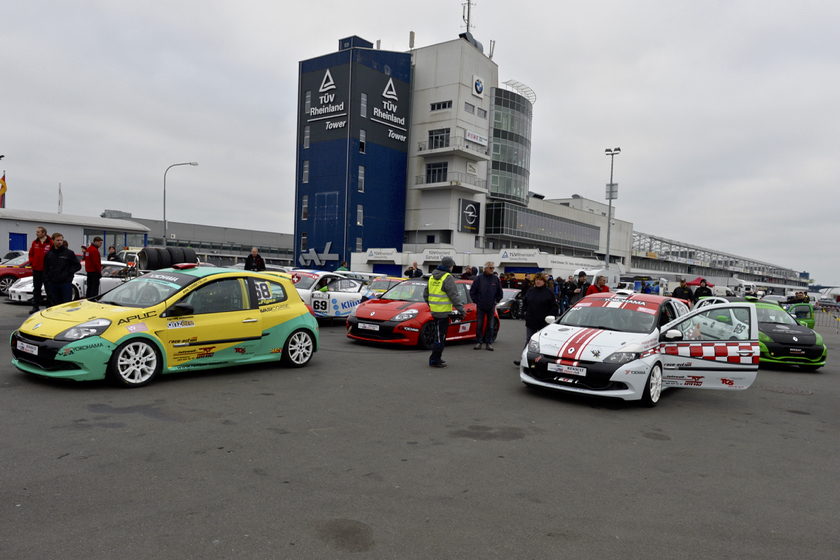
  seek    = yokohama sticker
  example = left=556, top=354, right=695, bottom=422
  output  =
left=168, top=319, right=195, bottom=329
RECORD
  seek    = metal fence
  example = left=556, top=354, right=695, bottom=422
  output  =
left=814, top=306, right=840, bottom=331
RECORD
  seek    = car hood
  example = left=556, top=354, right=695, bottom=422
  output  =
left=355, top=299, right=424, bottom=321
left=18, top=300, right=160, bottom=338
left=537, top=325, right=656, bottom=362
left=759, top=322, right=816, bottom=345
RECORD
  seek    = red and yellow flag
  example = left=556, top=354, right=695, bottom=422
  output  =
left=0, top=173, right=6, bottom=208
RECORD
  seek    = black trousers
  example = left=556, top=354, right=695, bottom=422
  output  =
left=429, top=316, right=450, bottom=365
left=86, top=272, right=101, bottom=299
left=31, top=270, right=45, bottom=308
left=475, top=307, right=496, bottom=343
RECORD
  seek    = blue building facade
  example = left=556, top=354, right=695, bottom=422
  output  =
left=294, top=37, right=412, bottom=270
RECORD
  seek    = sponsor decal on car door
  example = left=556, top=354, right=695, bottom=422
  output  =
left=659, top=303, right=759, bottom=390
left=157, top=277, right=262, bottom=367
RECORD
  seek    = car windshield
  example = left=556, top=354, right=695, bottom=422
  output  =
left=756, top=305, right=799, bottom=325
left=3, top=255, right=28, bottom=267
left=560, top=301, right=658, bottom=333
left=502, top=289, right=519, bottom=300
left=291, top=274, right=318, bottom=290
left=99, top=272, right=197, bottom=308
left=369, top=279, right=398, bottom=291
left=381, top=281, right=427, bottom=303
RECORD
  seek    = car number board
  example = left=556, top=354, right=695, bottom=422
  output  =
left=547, top=362, right=586, bottom=376
left=17, top=340, right=38, bottom=356
left=358, top=323, right=380, bottom=331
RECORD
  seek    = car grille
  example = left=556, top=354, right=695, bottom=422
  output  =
left=11, top=332, right=80, bottom=371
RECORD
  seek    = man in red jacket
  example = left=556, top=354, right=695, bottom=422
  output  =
left=28, top=226, right=53, bottom=313
left=84, top=237, right=104, bottom=298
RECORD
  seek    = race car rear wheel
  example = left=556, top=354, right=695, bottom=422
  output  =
left=641, top=363, right=663, bottom=407
left=109, top=339, right=162, bottom=388
left=281, top=329, right=315, bottom=368
left=418, top=322, right=435, bottom=350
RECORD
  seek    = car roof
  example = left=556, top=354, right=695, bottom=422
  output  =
left=583, top=292, right=675, bottom=305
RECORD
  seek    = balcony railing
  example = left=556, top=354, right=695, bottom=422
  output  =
left=415, top=171, right=486, bottom=189
left=417, top=136, right=490, bottom=158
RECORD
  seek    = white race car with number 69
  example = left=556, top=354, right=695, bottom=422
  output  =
left=290, top=270, right=376, bottom=319
left=520, top=292, right=760, bottom=407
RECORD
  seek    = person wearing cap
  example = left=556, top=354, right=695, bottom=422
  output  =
left=423, top=256, right=466, bottom=368
left=672, top=277, right=695, bottom=303
left=694, top=279, right=713, bottom=300
left=569, top=271, right=591, bottom=306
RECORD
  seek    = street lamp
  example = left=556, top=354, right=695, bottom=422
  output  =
left=604, top=147, right=620, bottom=270
left=163, top=162, right=198, bottom=246
left=415, top=223, right=434, bottom=254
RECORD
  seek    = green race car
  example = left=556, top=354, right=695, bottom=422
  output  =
left=694, top=297, right=826, bottom=371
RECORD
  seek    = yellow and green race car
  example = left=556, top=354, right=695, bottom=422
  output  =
left=10, top=265, right=318, bottom=387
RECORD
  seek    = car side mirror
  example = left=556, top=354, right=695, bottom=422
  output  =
left=716, top=315, right=730, bottom=323
left=165, top=302, right=194, bottom=317
left=544, top=315, right=555, bottom=324
left=663, top=329, right=683, bottom=341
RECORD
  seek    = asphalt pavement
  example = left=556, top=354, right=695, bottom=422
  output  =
left=1, top=301, right=839, bottom=560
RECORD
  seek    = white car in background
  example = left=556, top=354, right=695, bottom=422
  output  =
left=291, top=269, right=376, bottom=319
left=7, top=261, right=137, bottom=303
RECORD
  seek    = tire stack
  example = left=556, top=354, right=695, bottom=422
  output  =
left=138, top=247, right=198, bottom=270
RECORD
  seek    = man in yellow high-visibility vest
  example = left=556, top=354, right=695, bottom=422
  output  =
left=423, top=256, right=466, bottom=368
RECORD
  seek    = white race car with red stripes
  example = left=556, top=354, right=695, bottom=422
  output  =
left=519, top=292, right=760, bottom=407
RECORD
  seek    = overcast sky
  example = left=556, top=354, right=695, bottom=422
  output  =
left=3, top=1, right=838, bottom=284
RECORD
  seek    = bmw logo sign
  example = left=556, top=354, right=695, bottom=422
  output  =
left=474, top=78, right=483, bottom=95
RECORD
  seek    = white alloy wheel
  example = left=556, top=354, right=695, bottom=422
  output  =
left=282, top=330, right=314, bottom=367
left=110, top=340, right=161, bottom=387
left=642, top=363, right=663, bottom=407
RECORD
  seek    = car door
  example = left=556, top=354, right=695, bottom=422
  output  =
left=786, top=303, right=815, bottom=330
left=659, top=302, right=759, bottom=390
left=158, top=276, right=262, bottom=367
left=315, top=277, right=367, bottom=318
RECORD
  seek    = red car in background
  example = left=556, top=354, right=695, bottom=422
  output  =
left=0, top=255, right=34, bottom=295
left=346, top=278, right=500, bottom=349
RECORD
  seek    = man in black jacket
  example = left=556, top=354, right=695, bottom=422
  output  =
left=469, top=261, right=504, bottom=351
left=672, top=278, right=695, bottom=303
left=404, top=261, right=423, bottom=278
left=569, top=271, right=590, bottom=306
left=43, top=233, right=81, bottom=305
left=244, top=247, right=266, bottom=271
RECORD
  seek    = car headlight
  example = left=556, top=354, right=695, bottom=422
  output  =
left=604, top=351, right=641, bottom=364
left=527, top=337, right=540, bottom=354
left=56, top=318, right=112, bottom=341
left=392, top=309, right=419, bottom=322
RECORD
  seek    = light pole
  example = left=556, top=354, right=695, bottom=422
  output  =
left=163, top=162, right=198, bottom=246
left=415, top=223, right=434, bottom=254
left=604, top=147, right=620, bottom=270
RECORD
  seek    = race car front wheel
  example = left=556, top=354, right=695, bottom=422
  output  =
left=282, top=329, right=315, bottom=367
left=109, top=339, right=162, bottom=388
left=418, top=322, right=435, bottom=350
left=641, top=363, right=662, bottom=407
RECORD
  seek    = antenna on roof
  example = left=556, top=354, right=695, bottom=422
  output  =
left=462, top=0, right=475, bottom=32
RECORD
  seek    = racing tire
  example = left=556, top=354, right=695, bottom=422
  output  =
left=166, top=247, right=185, bottom=265
left=108, top=339, right=162, bottom=388
left=641, top=363, right=663, bottom=407
left=281, top=329, right=315, bottom=368
left=157, top=248, right=172, bottom=269
left=418, top=321, right=436, bottom=350
left=799, top=365, right=822, bottom=372
left=140, top=248, right=160, bottom=270
left=182, top=248, right=197, bottom=265
left=0, top=275, right=17, bottom=295
left=71, top=285, right=80, bottom=301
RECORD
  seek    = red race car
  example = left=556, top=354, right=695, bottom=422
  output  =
left=0, top=255, right=34, bottom=295
left=346, top=278, right=500, bottom=349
